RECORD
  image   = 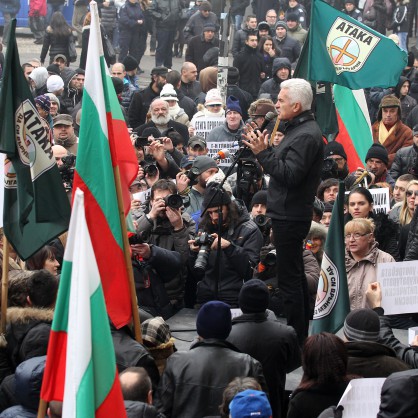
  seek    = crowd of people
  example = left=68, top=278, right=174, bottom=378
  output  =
left=2, top=0, right=418, bottom=417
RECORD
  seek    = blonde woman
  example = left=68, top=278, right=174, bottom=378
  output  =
left=345, top=218, right=394, bottom=310
left=399, top=180, right=418, bottom=226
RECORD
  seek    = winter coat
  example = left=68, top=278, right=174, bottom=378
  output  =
left=377, top=369, right=418, bottom=418
left=29, top=0, right=47, bottom=16
left=373, top=212, right=400, bottom=260
left=135, top=212, right=195, bottom=302
left=395, top=76, right=418, bottom=122
left=154, top=339, right=267, bottom=418
left=40, top=26, right=73, bottom=65
left=0, top=0, right=21, bottom=15
left=228, top=312, right=300, bottom=418
left=287, top=23, right=308, bottom=45
left=100, top=2, right=118, bottom=32
left=287, top=382, right=350, bottom=418
left=363, top=0, right=388, bottom=34
left=147, top=337, right=176, bottom=376
left=233, top=45, right=265, bottom=98
left=177, top=90, right=197, bottom=120
left=257, top=57, right=291, bottom=101
left=183, top=10, right=218, bottom=43
left=226, top=84, right=253, bottom=121
left=251, top=0, right=277, bottom=24
left=128, top=84, right=160, bottom=129
left=342, top=6, right=363, bottom=21
left=125, top=401, right=165, bottom=418
left=0, top=356, right=46, bottom=418
left=230, top=0, right=250, bottom=17
left=346, top=242, right=395, bottom=310
left=232, top=27, right=252, bottom=57
left=285, top=3, right=308, bottom=28
left=59, top=69, right=82, bottom=115
left=179, top=80, right=201, bottom=101
left=149, top=0, right=182, bottom=30
left=256, top=111, right=324, bottom=221
left=193, top=205, right=264, bottom=306
left=119, top=1, right=144, bottom=31
left=378, top=310, right=418, bottom=368
left=304, top=249, right=321, bottom=316
left=404, top=204, right=418, bottom=261
left=272, top=35, right=301, bottom=64
left=111, top=326, right=160, bottom=389
left=389, top=143, right=418, bottom=180
left=346, top=340, right=410, bottom=377
left=185, top=34, right=220, bottom=73
left=392, top=2, right=409, bottom=33
left=372, top=119, right=413, bottom=167
left=5, top=307, right=53, bottom=371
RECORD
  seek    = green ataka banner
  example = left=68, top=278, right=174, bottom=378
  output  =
left=295, top=0, right=407, bottom=89
left=311, top=181, right=350, bottom=335
left=0, top=19, right=71, bottom=260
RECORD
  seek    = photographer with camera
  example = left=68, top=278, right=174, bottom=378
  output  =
left=52, top=144, right=76, bottom=197
left=250, top=190, right=272, bottom=246
left=322, top=140, right=349, bottom=180
left=189, top=183, right=263, bottom=307
left=176, top=155, right=220, bottom=217
left=134, top=179, right=195, bottom=316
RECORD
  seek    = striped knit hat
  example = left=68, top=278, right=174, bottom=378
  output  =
left=343, top=308, right=380, bottom=342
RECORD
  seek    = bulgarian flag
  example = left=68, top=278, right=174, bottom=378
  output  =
left=40, top=188, right=127, bottom=418
left=72, top=2, right=138, bottom=328
left=334, top=85, right=373, bottom=172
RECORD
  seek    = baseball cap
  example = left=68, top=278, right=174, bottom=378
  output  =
left=53, top=114, right=73, bottom=126
left=191, top=155, right=218, bottom=175
left=188, top=136, right=207, bottom=148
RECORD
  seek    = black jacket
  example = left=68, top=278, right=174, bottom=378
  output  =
left=154, top=339, right=267, bottom=418
left=230, top=0, right=250, bottom=17
left=373, top=212, right=400, bottom=261
left=272, top=35, right=301, bottom=64
left=59, top=69, right=82, bottom=115
left=125, top=400, right=166, bottom=418
left=119, top=1, right=144, bottom=31
left=232, top=27, right=251, bottom=57
left=40, top=26, right=72, bottom=64
left=256, top=111, right=324, bottom=221
left=193, top=205, right=264, bottom=306
left=128, top=85, right=160, bottom=129
left=251, top=0, right=277, bottom=23
left=346, top=340, right=410, bottom=378
left=233, top=45, right=265, bottom=99
left=177, top=90, right=197, bottom=120
left=180, top=80, right=202, bottom=101
left=226, top=84, right=253, bottom=121
left=404, top=204, right=418, bottom=261
left=185, top=35, right=220, bottom=73
left=287, top=382, right=349, bottom=418
left=228, top=312, right=300, bottom=418
left=389, top=144, right=418, bottom=180
left=149, top=0, right=182, bottom=30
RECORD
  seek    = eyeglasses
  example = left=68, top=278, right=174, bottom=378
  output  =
left=406, top=190, right=418, bottom=197
left=207, top=104, right=222, bottom=107
left=344, top=232, right=371, bottom=241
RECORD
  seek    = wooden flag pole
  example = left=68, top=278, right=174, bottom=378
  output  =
left=37, top=399, right=48, bottom=418
left=268, top=116, right=281, bottom=147
left=1, top=235, right=10, bottom=336
left=113, top=166, right=143, bottom=343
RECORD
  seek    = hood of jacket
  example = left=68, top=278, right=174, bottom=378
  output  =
left=272, top=57, right=292, bottom=76
left=61, top=69, right=78, bottom=92
left=7, top=306, right=54, bottom=326
left=395, top=76, right=409, bottom=98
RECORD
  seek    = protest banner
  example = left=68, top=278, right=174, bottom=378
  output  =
left=193, top=117, right=224, bottom=139
left=206, top=141, right=240, bottom=169
left=345, top=187, right=390, bottom=214
left=379, top=260, right=418, bottom=315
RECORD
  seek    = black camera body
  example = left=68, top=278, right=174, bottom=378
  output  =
left=193, top=232, right=215, bottom=272
left=128, top=230, right=150, bottom=245
left=58, top=154, right=76, bottom=191
left=321, top=157, right=339, bottom=180
left=186, top=166, right=200, bottom=186
left=140, top=159, right=158, bottom=177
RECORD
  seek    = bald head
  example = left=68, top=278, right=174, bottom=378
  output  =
left=119, top=367, right=152, bottom=404
left=52, top=145, right=68, bottom=167
left=111, top=63, right=126, bottom=80
left=181, top=62, right=198, bottom=83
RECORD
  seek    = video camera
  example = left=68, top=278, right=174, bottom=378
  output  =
left=58, top=154, right=76, bottom=192
left=321, top=157, right=339, bottom=180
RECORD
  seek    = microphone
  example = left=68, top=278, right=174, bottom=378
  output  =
left=213, top=149, right=230, bottom=161
left=258, top=111, right=277, bottom=132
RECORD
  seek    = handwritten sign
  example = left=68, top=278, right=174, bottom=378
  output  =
left=193, top=117, right=224, bottom=139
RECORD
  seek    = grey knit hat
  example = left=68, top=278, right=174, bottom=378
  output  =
left=343, top=308, right=380, bottom=342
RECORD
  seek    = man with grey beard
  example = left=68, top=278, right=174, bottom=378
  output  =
left=135, top=98, right=190, bottom=145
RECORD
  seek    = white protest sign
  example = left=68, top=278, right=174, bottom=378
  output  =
left=230, top=308, right=243, bottom=319
left=338, top=378, right=386, bottom=418
left=193, top=117, right=224, bottom=139
left=379, top=260, right=418, bottom=315
left=206, top=141, right=240, bottom=169
left=133, top=188, right=151, bottom=203
left=369, top=188, right=390, bottom=214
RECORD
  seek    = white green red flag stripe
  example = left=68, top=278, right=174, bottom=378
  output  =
left=72, top=1, right=138, bottom=328
left=334, top=85, right=373, bottom=172
left=40, top=188, right=127, bottom=418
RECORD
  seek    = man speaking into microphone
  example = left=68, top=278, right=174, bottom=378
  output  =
left=243, top=78, right=324, bottom=345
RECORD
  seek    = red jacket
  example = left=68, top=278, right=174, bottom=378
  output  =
left=29, top=0, right=47, bottom=17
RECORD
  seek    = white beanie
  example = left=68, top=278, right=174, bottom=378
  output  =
left=47, top=75, right=64, bottom=93
left=160, top=83, right=178, bottom=101
left=205, top=88, right=223, bottom=105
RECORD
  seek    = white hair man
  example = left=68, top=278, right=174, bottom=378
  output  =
left=243, top=78, right=324, bottom=346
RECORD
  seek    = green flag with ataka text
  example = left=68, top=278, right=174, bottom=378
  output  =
left=311, top=181, right=350, bottom=335
left=0, top=20, right=71, bottom=260
left=295, top=0, right=407, bottom=89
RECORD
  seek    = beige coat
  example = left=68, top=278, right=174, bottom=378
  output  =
left=346, top=243, right=394, bottom=310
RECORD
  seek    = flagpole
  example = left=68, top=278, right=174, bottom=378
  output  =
left=1, top=235, right=10, bottom=335
left=37, top=400, right=47, bottom=418
left=113, top=166, right=143, bottom=343
left=269, top=117, right=281, bottom=146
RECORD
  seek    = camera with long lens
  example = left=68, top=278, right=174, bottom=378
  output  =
left=128, top=230, right=150, bottom=245
left=58, top=154, right=76, bottom=192
left=254, top=214, right=268, bottom=227
left=193, top=232, right=215, bottom=272
left=321, top=157, right=339, bottom=180
left=140, top=159, right=158, bottom=177
left=163, top=193, right=183, bottom=209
